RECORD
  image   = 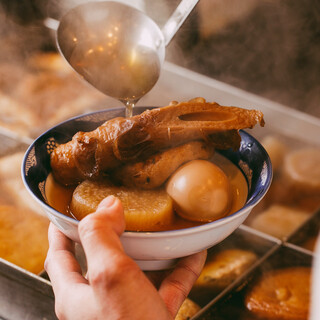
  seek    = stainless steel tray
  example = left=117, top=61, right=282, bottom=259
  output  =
left=0, top=62, right=319, bottom=319
left=0, top=258, right=55, bottom=320
left=194, top=244, right=314, bottom=319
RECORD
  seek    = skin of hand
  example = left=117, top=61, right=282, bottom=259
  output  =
left=45, top=196, right=207, bottom=320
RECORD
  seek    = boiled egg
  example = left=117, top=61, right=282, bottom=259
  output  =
left=166, top=159, right=232, bottom=222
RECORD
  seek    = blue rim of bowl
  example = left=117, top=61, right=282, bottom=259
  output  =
left=22, top=106, right=273, bottom=237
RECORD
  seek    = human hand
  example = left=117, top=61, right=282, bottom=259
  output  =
left=45, top=196, right=207, bottom=320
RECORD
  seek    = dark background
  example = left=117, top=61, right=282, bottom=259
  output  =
left=0, top=0, right=319, bottom=118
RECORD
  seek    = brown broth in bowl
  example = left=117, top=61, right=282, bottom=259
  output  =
left=45, top=153, right=248, bottom=232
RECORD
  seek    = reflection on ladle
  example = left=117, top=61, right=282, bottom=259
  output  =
left=56, top=0, right=199, bottom=117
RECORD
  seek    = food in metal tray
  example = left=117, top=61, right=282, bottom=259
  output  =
left=0, top=151, right=49, bottom=274
left=0, top=52, right=106, bottom=138
left=283, top=147, right=320, bottom=193
left=261, top=137, right=320, bottom=211
left=247, top=135, right=320, bottom=238
left=248, top=204, right=310, bottom=239
left=175, top=298, right=201, bottom=320
left=0, top=92, right=38, bottom=137
left=0, top=205, right=49, bottom=274
left=260, top=135, right=287, bottom=171
left=191, top=249, right=257, bottom=298
left=245, top=267, right=311, bottom=320
left=0, top=152, right=43, bottom=213
left=301, top=236, right=318, bottom=252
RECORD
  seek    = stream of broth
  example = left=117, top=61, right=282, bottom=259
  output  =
left=71, top=45, right=161, bottom=118
left=45, top=153, right=248, bottom=231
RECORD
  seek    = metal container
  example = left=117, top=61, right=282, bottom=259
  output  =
left=0, top=61, right=319, bottom=319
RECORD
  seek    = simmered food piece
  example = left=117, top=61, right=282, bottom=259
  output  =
left=46, top=152, right=248, bottom=231
left=261, top=135, right=287, bottom=171
left=0, top=205, right=49, bottom=274
left=252, top=144, right=320, bottom=214
left=284, top=147, right=320, bottom=193
left=70, top=180, right=174, bottom=231
left=175, top=298, right=201, bottom=320
left=50, top=98, right=264, bottom=185
left=166, top=160, right=232, bottom=222
left=193, top=249, right=257, bottom=294
left=0, top=93, right=38, bottom=137
left=0, top=152, right=45, bottom=214
left=245, top=267, right=311, bottom=320
left=302, top=236, right=318, bottom=252
left=248, top=204, right=310, bottom=239
left=47, top=98, right=260, bottom=231
left=112, top=140, right=214, bottom=189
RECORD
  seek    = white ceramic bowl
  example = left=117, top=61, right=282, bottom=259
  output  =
left=22, top=107, right=272, bottom=270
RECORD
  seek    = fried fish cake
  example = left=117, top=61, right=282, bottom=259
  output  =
left=0, top=205, right=49, bottom=274
left=112, top=140, right=214, bottom=189
left=245, top=267, right=311, bottom=320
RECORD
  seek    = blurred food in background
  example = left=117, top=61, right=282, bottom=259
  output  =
left=0, top=50, right=108, bottom=138
left=0, top=1, right=319, bottom=318
left=166, top=0, right=320, bottom=119
left=0, top=151, right=49, bottom=274
left=245, top=266, right=311, bottom=320
left=191, top=248, right=257, bottom=304
left=245, top=135, right=320, bottom=239
left=175, top=298, right=201, bottom=320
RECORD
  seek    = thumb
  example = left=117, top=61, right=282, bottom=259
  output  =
left=78, top=196, right=126, bottom=266
left=94, top=195, right=126, bottom=236
left=81, top=195, right=125, bottom=236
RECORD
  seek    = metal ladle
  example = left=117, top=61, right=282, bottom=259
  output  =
left=56, top=0, right=199, bottom=117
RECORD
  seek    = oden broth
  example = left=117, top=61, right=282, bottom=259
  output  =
left=45, top=153, right=248, bottom=232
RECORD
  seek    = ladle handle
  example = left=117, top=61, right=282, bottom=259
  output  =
left=161, top=0, right=199, bottom=47
left=43, top=17, right=59, bottom=30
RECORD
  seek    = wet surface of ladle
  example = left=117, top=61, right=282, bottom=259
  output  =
left=57, top=0, right=199, bottom=117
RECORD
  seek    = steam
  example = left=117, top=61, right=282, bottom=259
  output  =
left=0, top=5, right=52, bottom=97
left=166, top=0, right=320, bottom=119
left=0, top=0, right=318, bottom=120
left=45, top=0, right=146, bottom=19
left=0, top=7, right=46, bottom=62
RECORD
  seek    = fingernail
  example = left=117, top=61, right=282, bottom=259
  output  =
left=97, top=195, right=116, bottom=210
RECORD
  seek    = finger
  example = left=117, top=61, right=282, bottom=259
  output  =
left=78, top=196, right=132, bottom=289
left=158, top=250, right=207, bottom=318
left=78, top=196, right=126, bottom=257
left=45, top=223, right=88, bottom=296
left=81, top=195, right=126, bottom=238
left=145, top=270, right=170, bottom=289
left=45, top=224, right=99, bottom=319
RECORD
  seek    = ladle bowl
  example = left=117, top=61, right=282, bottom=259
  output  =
left=56, top=0, right=199, bottom=117
left=57, top=1, right=165, bottom=103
